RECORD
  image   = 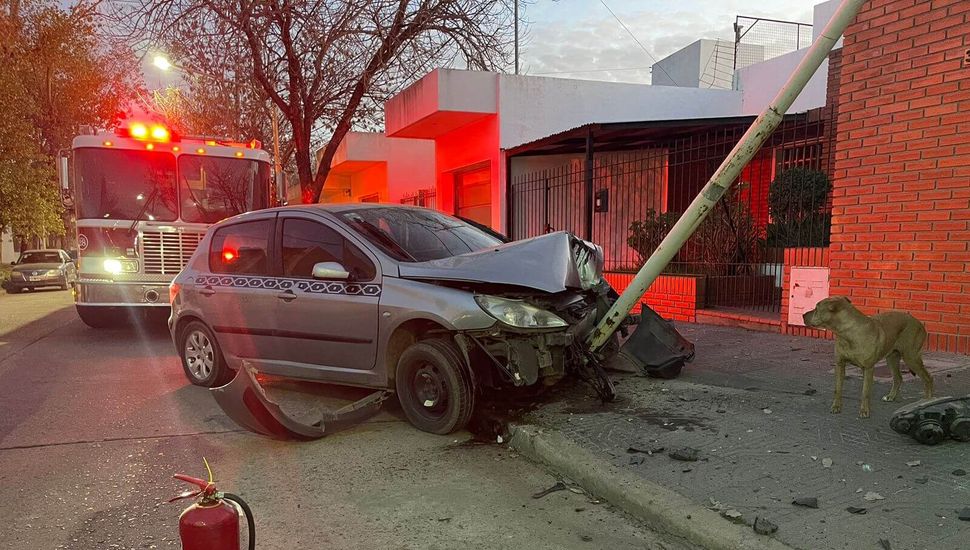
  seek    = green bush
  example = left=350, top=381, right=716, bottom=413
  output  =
left=767, top=167, right=832, bottom=248
left=627, top=209, right=680, bottom=266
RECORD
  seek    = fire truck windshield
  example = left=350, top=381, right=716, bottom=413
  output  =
left=76, top=148, right=178, bottom=222
left=178, top=155, right=270, bottom=223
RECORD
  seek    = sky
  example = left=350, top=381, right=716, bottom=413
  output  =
left=518, top=0, right=817, bottom=84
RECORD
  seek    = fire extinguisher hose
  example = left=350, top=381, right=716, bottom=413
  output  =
left=223, top=493, right=255, bottom=550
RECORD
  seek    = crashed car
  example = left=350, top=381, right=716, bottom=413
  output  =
left=170, top=204, right=691, bottom=436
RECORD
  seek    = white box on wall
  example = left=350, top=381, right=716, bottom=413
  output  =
left=789, top=267, right=830, bottom=326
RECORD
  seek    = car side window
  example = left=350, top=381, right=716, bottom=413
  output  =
left=209, top=219, right=273, bottom=275
left=281, top=218, right=376, bottom=281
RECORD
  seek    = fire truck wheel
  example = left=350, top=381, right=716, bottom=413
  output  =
left=395, top=338, right=474, bottom=435
left=178, top=321, right=231, bottom=387
left=76, top=305, right=121, bottom=328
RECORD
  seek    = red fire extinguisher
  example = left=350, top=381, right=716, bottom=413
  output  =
left=170, top=459, right=255, bottom=550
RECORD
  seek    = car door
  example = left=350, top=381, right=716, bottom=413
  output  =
left=192, top=214, right=280, bottom=363
left=270, top=213, right=381, bottom=371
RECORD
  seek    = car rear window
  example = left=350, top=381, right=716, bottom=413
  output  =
left=208, top=220, right=272, bottom=275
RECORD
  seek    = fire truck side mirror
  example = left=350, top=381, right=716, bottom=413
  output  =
left=57, top=154, right=69, bottom=190
left=276, top=172, right=286, bottom=206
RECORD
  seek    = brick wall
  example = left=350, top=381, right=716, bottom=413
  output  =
left=831, top=0, right=970, bottom=353
left=605, top=272, right=704, bottom=323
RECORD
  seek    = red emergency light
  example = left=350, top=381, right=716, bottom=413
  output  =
left=117, top=122, right=178, bottom=143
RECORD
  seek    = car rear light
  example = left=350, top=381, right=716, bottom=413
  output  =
left=169, top=282, right=181, bottom=304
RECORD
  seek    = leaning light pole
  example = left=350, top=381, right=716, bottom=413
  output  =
left=587, top=0, right=866, bottom=352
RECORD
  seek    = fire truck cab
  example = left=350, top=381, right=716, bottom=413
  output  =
left=63, top=121, right=277, bottom=328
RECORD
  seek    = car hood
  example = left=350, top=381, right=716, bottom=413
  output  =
left=12, top=263, right=62, bottom=272
left=397, top=231, right=599, bottom=293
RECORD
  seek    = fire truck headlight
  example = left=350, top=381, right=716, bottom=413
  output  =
left=103, top=259, right=123, bottom=274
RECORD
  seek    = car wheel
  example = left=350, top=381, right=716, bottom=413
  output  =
left=395, top=338, right=474, bottom=435
left=178, top=321, right=230, bottom=387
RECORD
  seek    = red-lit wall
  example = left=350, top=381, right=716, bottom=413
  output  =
left=434, top=114, right=502, bottom=229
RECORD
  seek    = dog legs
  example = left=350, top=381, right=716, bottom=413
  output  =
left=903, top=351, right=934, bottom=399
left=860, top=366, right=874, bottom=418
left=831, top=357, right=846, bottom=414
left=883, top=351, right=903, bottom=402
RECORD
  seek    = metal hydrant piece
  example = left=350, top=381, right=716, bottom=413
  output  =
left=890, top=396, right=970, bottom=445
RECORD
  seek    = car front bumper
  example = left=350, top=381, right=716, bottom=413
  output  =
left=76, top=279, right=170, bottom=307
left=7, top=274, right=66, bottom=289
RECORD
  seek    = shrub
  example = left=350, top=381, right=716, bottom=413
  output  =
left=767, top=167, right=832, bottom=248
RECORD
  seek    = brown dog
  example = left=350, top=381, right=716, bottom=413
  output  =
left=803, top=296, right=933, bottom=418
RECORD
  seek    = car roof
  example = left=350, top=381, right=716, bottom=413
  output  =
left=221, top=202, right=430, bottom=224
left=22, top=249, right=64, bottom=254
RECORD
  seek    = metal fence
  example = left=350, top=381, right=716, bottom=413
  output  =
left=734, top=16, right=813, bottom=71
left=509, top=108, right=835, bottom=315
left=400, top=188, right=437, bottom=209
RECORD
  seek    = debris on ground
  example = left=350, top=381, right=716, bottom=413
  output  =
left=753, top=516, right=778, bottom=535
left=629, top=455, right=645, bottom=465
left=952, top=469, right=966, bottom=476
left=579, top=534, right=593, bottom=542
left=792, top=497, right=819, bottom=509
left=846, top=507, right=867, bottom=515
left=822, top=458, right=833, bottom=468
left=878, top=539, right=892, bottom=550
left=864, top=492, right=885, bottom=502
left=959, top=508, right=970, bottom=522
left=914, top=477, right=929, bottom=484
left=861, top=464, right=872, bottom=472
left=906, top=460, right=921, bottom=467
left=762, top=408, right=772, bottom=414
left=627, top=445, right=664, bottom=455
left=721, top=509, right=743, bottom=523
left=532, top=481, right=567, bottom=499
left=804, top=389, right=817, bottom=395
left=668, top=447, right=700, bottom=462
left=708, top=498, right=724, bottom=511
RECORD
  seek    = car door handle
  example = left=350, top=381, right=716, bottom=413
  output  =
left=277, top=291, right=297, bottom=302
left=198, top=286, right=215, bottom=297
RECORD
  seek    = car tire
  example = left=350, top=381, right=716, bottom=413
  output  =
left=178, top=321, right=231, bottom=387
left=395, top=338, right=475, bottom=435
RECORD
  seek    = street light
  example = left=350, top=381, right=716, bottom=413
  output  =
left=152, top=54, right=173, bottom=72
left=150, top=53, right=284, bottom=200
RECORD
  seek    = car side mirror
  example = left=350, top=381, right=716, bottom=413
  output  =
left=312, top=261, right=350, bottom=280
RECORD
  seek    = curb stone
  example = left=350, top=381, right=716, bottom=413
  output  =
left=509, top=424, right=797, bottom=550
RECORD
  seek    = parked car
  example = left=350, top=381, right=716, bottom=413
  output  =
left=169, top=204, right=617, bottom=434
left=6, top=249, right=78, bottom=293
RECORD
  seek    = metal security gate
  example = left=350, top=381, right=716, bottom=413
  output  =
left=509, top=109, right=835, bottom=315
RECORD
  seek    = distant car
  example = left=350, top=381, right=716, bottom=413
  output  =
left=169, top=204, right=614, bottom=434
left=7, top=249, right=78, bottom=294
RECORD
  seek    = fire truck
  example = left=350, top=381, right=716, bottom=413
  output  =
left=58, top=121, right=279, bottom=328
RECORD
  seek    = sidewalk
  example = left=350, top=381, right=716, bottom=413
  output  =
left=523, top=323, right=970, bottom=550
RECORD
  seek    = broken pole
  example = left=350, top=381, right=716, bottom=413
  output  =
left=586, top=0, right=866, bottom=352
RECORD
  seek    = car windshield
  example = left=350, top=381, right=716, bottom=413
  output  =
left=19, top=252, right=61, bottom=264
left=75, top=148, right=178, bottom=221
left=339, top=207, right=503, bottom=262
left=178, top=155, right=271, bottom=223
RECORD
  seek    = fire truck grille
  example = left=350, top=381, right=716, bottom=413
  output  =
left=141, top=231, right=204, bottom=275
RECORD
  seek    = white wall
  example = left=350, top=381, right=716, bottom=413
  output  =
left=813, top=0, right=845, bottom=49
left=497, top=75, right=742, bottom=150
left=651, top=40, right=703, bottom=87
left=735, top=48, right=829, bottom=115
left=1, top=228, right=15, bottom=263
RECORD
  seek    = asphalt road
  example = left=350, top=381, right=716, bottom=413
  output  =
left=0, top=288, right=689, bottom=550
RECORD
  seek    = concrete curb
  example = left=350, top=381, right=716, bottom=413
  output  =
left=509, top=424, right=797, bottom=550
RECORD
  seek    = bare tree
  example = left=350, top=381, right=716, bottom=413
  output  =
left=119, top=0, right=514, bottom=203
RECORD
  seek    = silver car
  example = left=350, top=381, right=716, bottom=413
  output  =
left=6, top=249, right=78, bottom=293
left=169, top=204, right=616, bottom=434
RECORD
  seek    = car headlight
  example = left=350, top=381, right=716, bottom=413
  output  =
left=103, top=259, right=123, bottom=274
left=45, top=269, right=61, bottom=276
left=475, top=295, right=568, bottom=329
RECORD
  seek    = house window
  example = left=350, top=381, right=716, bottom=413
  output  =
left=359, top=193, right=379, bottom=203
left=454, top=164, right=491, bottom=226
